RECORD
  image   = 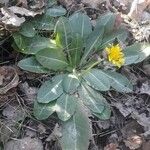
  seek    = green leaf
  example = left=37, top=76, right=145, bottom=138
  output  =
left=27, top=36, right=57, bottom=54
left=102, top=70, right=133, bottom=93
left=95, top=12, right=116, bottom=34
left=36, top=48, right=68, bottom=70
left=33, top=101, right=56, bottom=120
left=80, top=27, right=104, bottom=66
left=100, top=27, right=127, bottom=48
left=18, top=57, right=50, bottom=73
left=62, top=74, right=80, bottom=94
left=69, top=12, right=92, bottom=38
left=56, top=94, right=77, bottom=121
left=69, top=34, right=83, bottom=67
left=47, top=0, right=57, bottom=7
left=82, top=69, right=110, bottom=91
left=93, top=105, right=111, bottom=120
left=61, top=104, right=90, bottom=150
left=79, top=83, right=105, bottom=114
left=124, top=43, right=150, bottom=65
left=55, top=17, right=72, bottom=50
left=13, top=33, right=56, bottom=54
left=37, top=75, right=64, bottom=103
left=20, top=22, right=36, bottom=37
left=13, top=33, right=27, bottom=52
left=46, top=6, right=67, bottom=17
left=31, top=15, right=55, bottom=31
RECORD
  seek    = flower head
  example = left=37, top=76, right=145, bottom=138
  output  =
left=105, top=44, right=125, bottom=68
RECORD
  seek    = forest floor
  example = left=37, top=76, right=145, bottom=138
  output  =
left=0, top=0, right=150, bottom=150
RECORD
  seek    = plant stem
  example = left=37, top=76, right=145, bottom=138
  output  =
left=80, top=59, right=101, bottom=76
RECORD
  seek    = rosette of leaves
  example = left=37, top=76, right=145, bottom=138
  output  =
left=15, top=12, right=150, bottom=150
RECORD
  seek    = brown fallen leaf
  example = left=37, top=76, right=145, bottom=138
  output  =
left=142, top=140, right=150, bottom=150
left=30, top=0, right=45, bottom=9
left=104, top=143, right=118, bottom=150
left=139, top=81, right=150, bottom=95
left=0, top=120, right=18, bottom=144
left=16, top=0, right=28, bottom=8
left=124, top=135, right=143, bottom=150
left=0, top=66, right=19, bottom=94
left=0, top=5, right=44, bottom=27
left=1, top=7, right=25, bottom=26
left=58, top=0, right=75, bottom=8
left=114, top=13, right=123, bottom=29
left=82, top=0, right=111, bottom=8
left=128, top=0, right=150, bottom=21
left=0, top=0, right=9, bottom=5
left=19, top=82, right=38, bottom=104
left=4, top=137, right=43, bottom=150
left=143, top=64, right=150, bottom=76
left=2, top=104, right=26, bottom=121
left=8, top=6, right=44, bottom=17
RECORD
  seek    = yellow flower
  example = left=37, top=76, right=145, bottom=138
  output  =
left=105, top=44, right=125, bottom=68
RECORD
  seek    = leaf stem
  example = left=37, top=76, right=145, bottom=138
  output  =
left=80, top=59, right=101, bottom=76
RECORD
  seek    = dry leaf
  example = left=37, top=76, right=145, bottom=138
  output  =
left=0, top=5, right=44, bottom=27
left=4, top=137, right=43, bottom=150
left=2, top=104, right=26, bottom=121
left=143, top=64, right=150, bottom=76
left=58, top=0, right=75, bottom=8
left=46, top=123, right=62, bottom=142
left=16, top=0, right=28, bottom=8
left=0, top=0, right=9, bottom=5
left=0, top=66, right=19, bottom=94
left=124, top=135, right=143, bottom=150
left=128, top=0, right=150, bottom=21
left=139, top=81, right=150, bottom=95
left=19, top=82, right=38, bottom=104
left=104, top=143, right=118, bottom=150
left=114, top=14, right=123, bottom=29
left=82, top=0, right=111, bottom=8
left=1, top=7, right=25, bottom=26
left=142, top=141, right=150, bottom=150
left=30, top=0, right=45, bottom=9
left=8, top=6, right=44, bottom=17
left=0, top=120, right=18, bottom=144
